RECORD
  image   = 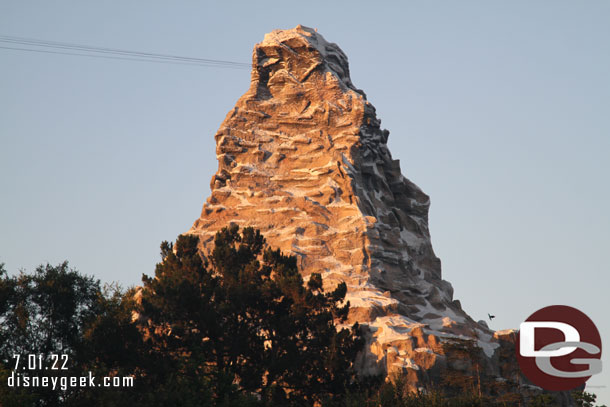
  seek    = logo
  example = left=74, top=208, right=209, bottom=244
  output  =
left=516, top=305, right=602, bottom=391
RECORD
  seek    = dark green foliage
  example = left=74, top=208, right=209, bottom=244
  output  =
left=140, top=226, right=363, bottom=405
left=1, top=240, right=604, bottom=407
left=572, top=391, right=607, bottom=407
left=67, top=283, right=156, bottom=407
left=0, top=263, right=155, bottom=407
left=527, top=393, right=558, bottom=407
left=0, top=262, right=102, bottom=406
left=0, top=262, right=100, bottom=357
left=0, top=228, right=363, bottom=407
left=337, top=375, right=606, bottom=407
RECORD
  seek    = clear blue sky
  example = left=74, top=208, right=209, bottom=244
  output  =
left=1, top=1, right=608, bottom=401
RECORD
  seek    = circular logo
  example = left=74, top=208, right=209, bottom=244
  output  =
left=516, top=305, right=602, bottom=391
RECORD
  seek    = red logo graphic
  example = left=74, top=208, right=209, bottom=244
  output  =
left=516, top=305, right=602, bottom=391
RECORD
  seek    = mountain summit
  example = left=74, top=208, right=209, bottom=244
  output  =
left=187, top=26, right=572, bottom=402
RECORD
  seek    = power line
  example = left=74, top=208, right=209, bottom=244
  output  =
left=0, top=35, right=250, bottom=67
left=0, top=35, right=251, bottom=69
left=0, top=45, right=241, bottom=68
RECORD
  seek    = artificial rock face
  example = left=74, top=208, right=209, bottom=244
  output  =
left=189, top=25, right=510, bottom=389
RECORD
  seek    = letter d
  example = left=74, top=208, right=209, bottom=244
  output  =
left=520, top=321, right=580, bottom=357
left=8, top=371, right=14, bottom=387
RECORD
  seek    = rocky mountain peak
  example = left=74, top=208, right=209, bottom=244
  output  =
left=251, top=25, right=362, bottom=99
left=187, top=26, right=562, bottom=399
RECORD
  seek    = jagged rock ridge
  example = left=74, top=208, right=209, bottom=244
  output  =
left=187, top=26, right=570, bottom=402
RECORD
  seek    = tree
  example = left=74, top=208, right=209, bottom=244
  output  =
left=0, top=263, right=156, bottom=407
left=0, top=262, right=102, bottom=406
left=0, top=262, right=100, bottom=357
left=441, top=339, right=483, bottom=397
left=69, top=284, right=154, bottom=407
left=572, top=391, right=607, bottom=407
left=139, top=226, right=363, bottom=405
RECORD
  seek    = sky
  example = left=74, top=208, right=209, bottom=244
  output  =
left=1, top=0, right=608, bottom=402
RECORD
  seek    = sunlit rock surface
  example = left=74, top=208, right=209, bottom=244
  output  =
left=187, top=26, right=573, bottom=402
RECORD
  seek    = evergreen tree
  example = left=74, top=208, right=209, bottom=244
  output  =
left=139, top=226, right=363, bottom=405
left=0, top=262, right=102, bottom=406
left=572, top=391, right=608, bottom=407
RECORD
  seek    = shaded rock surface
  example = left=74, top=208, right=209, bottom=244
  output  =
left=187, top=25, right=575, bottom=404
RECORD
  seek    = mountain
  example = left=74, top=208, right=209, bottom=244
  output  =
left=187, top=25, right=575, bottom=404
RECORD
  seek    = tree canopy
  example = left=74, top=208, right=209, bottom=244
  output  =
left=140, top=226, right=363, bottom=405
left=2, top=229, right=601, bottom=407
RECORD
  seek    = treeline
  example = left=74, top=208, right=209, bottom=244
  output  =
left=0, top=227, right=604, bottom=406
